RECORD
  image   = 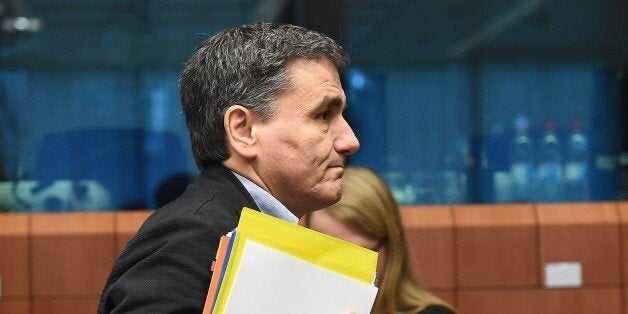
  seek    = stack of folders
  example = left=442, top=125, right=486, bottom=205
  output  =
left=203, top=207, right=379, bottom=314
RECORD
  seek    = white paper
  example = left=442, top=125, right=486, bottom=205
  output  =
left=544, top=261, right=583, bottom=288
left=222, top=239, right=378, bottom=314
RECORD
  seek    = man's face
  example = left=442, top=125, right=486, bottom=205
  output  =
left=253, top=58, right=359, bottom=217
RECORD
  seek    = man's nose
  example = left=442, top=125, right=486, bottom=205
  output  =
left=334, top=117, right=360, bottom=155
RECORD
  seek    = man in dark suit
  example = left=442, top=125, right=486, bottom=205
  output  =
left=98, top=23, right=359, bottom=313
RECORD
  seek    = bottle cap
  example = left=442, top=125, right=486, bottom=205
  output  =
left=571, top=120, right=583, bottom=130
left=544, top=120, right=556, bottom=130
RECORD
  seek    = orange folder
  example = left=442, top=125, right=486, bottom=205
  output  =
left=203, top=234, right=232, bottom=314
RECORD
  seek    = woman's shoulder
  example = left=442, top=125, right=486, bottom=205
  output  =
left=400, top=304, right=455, bottom=314
left=420, top=305, right=455, bottom=314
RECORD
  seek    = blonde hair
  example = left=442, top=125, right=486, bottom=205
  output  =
left=303, top=167, right=454, bottom=314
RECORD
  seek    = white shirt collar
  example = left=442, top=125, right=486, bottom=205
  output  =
left=232, top=172, right=298, bottom=224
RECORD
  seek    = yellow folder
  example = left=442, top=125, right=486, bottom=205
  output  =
left=208, top=207, right=378, bottom=314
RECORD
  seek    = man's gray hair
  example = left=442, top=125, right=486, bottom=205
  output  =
left=179, top=23, right=349, bottom=169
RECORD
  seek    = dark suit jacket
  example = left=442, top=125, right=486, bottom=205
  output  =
left=98, top=163, right=259, bottom=313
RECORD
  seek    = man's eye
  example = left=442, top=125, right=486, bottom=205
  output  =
left=317, top=111, right=331, bottom=120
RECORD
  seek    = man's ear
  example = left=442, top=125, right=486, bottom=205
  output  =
left=224, top=105, right=257, bottom=158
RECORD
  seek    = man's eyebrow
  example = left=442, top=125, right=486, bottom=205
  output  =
left=320, top=95, right=346, bottom=110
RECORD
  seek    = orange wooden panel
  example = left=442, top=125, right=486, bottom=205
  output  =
left=30, top=212, right=114, bottom=235
left=619, top=203, right=628, bottom=285
left=0, top=300, right=29, bottom=314
left=31, top=298, right=99, bottom=314
left=538, top=202, right=618, bottom=225
left=0, top=213, right=29, bottom=233
left=0, top=214, right=30, bottom=296
left=457, top=288, right=622, bottom=314
left=400, top=206, right=454, bottom=289
left=401, top=206, right=453, bottom=228
left=455, top=204, right=536, bottom=227
left=31, top=212, right=115, bottom=297
left=624, top=287, right=628, bottom=314
left=538, top=202, right=621, bottom=285
left=115, top=210, right=152, bottom=254
left=454, top=204, right=538, bottom=287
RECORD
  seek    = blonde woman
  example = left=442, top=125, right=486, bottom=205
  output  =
left=302, top=167, right=455, bottom=314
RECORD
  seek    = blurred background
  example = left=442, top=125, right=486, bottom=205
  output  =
left=0, top=0, right=626, bottom=211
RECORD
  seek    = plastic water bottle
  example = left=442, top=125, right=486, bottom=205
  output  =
left=383, top=155, right=416, bottom=204
left=536, top=120, right=563, bottom=202
left=510, top=115, right=535, bottom=202
left=441, top=141, right=468, bottom=204
left=564, top=121, right=590, bottom=201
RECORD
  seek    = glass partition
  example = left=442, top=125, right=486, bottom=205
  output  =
left=0, top=0, right=625, bottom=211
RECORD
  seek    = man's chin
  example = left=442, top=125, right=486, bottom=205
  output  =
left=311, top=192, right=342, bottom=211
left=292, top=192, right=341, bottom=217
left=325, top=189, right=343, bottom=206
